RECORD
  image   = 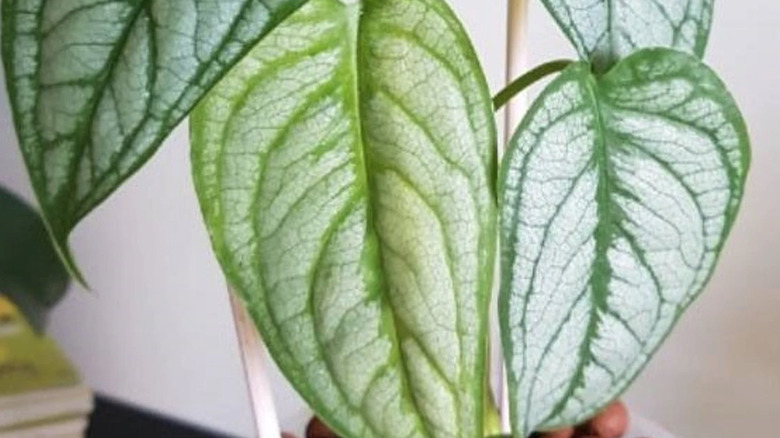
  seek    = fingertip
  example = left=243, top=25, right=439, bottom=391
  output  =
left=584, top=401, right=629, bottom=438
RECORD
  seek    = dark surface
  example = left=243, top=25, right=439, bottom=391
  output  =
left=88, top=395, right=238, bottom=438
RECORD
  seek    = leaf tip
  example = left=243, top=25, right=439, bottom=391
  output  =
left=55, top=242, right=89, bottom=290
left=42, top=223, right=89, bottom=289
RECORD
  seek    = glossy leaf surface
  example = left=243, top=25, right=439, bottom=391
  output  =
left=541, top=0, right=713, bottom=70
left=1, top=0, right=306, bottom=279
left=191, top=0, right=496, bottom=437
left=499, top=49, right=749, bottom=436
left=0, top=186, right=69, bottom=332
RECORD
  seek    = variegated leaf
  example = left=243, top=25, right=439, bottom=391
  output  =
left=1, top=0, right=306, bottom=279
left=191, top=0, right=497, bottom=437
left=541, top=0, right=713, bottom=70
left=499, top=48, right=749, bottom=436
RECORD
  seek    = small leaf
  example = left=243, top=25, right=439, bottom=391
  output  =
left=499, top=48, right=749, bottom=436
left=540, top=0, right=713, bottom=70
left=1, top=0, right=307, bottom=279
left=192, top=0, right=496, bottom=437
left=0, top=186, right=69, bottom=332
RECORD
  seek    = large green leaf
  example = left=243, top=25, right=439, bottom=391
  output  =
left=191, top=0, right=496, bottom=437
left=540, top=0, right=713, bottom=71
left=499, top=48, right=748, bottom=436
left=0, top=186, right=69, bottom=332
left=1, top=0, right=307, bottom=280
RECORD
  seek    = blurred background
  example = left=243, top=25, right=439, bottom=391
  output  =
left=1, top=1, right=778, bottom=437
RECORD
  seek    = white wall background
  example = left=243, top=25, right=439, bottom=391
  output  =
left=0, top=1, right=778, bottom=437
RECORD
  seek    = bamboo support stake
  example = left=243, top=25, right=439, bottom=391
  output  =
left=504, top=0, right=531, bottom=136
left=500, top=0, right=530, bottom=431
left=230, top=292, right=282, bottom=438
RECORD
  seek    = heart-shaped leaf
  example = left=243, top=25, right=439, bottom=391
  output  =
left=541, top=0, right=713, bottom=70
left=499, top=48, right=749, bottom=436
left=1, top=0, right=307, bottom=280
left=191, top=0, right=496, bottom=437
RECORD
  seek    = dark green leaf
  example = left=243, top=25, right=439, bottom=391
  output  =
left=499, top=48, right=749, bottom=436
left=1, top=0, right=307, bottom=280
left=0, top=186, right=69, bottom=332
left=541, top=0, right=714, bottom=71
left=191, top=0, right=496, bottom=436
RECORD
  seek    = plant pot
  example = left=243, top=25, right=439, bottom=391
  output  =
left=292, top=410, right=674, bottom=438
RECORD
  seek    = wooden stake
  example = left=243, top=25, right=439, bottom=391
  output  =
left=230, top=292, right=281, bottom=438
left=504, top=0, right=531, bottom=139
left=500, top=0, right=530, bottom=431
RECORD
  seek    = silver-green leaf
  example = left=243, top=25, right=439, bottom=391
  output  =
left=540, top=0, right=713, bottom=71
left=191, top=0, right=496, bottom=437
left=499, top=48, right=749, bottom=436
left=1, top=0, right=306, bottom=280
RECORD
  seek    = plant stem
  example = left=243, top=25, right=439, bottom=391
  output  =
left=493, top=59, right=573, bottom=111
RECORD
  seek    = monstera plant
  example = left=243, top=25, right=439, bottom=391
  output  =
left=2, top=0, right=748, bottom=437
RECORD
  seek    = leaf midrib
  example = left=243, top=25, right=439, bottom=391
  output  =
left=59, top=0, right=148, bottom=224
left=536, top=72, right=621, bottom=427
left=351, top=1, right=481, bottom=436
left=346, top=3, right=438, bottom=436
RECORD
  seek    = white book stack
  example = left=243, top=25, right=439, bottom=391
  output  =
left=0, top=385, right=93, bottom=438
left=0, top=296, right=93, bottom=438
